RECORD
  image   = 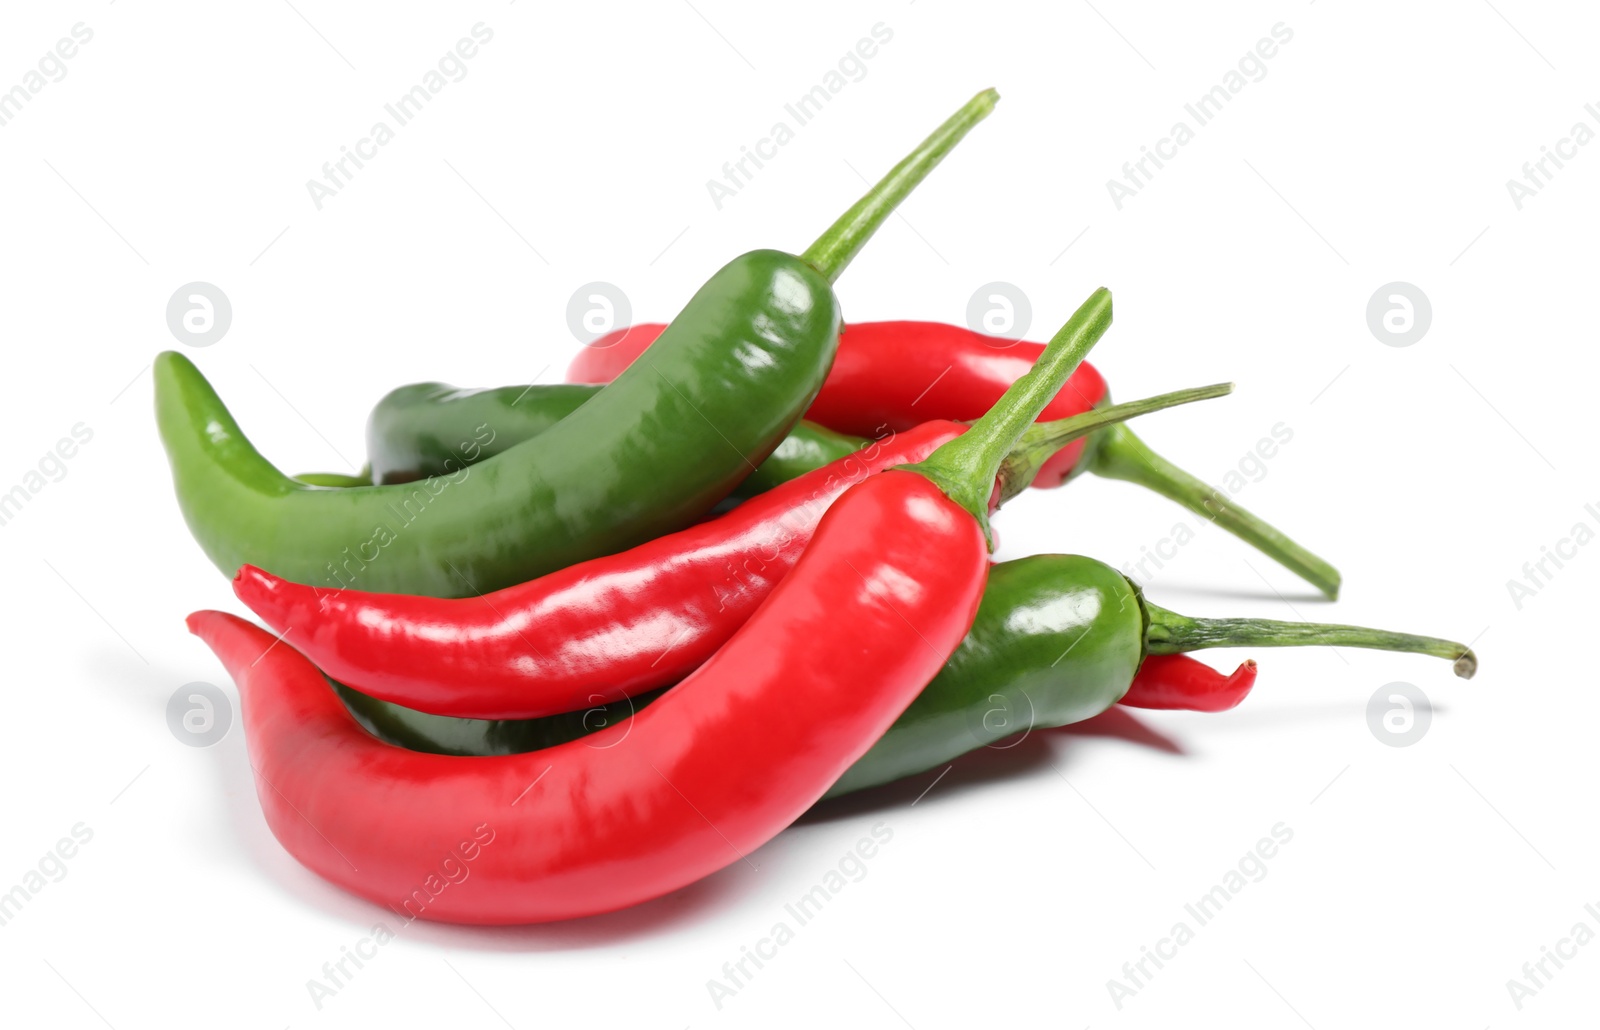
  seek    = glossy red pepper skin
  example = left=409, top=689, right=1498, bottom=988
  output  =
left=568, top=321, right=1110, bottom=488
left=327, top=554, right=1475, bottom=800
left=1120, top=654, right=1259, bottom=712
left=189, top=472, right=987, bottom=925
left=234, top=423, right=965, bottom=720
left=236, top=382, right=1209, bottom=720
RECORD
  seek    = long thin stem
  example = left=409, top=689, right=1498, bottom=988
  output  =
left=1144, top=602, right=1477, bottom=679
left=801, top=89, right=998, bottom=283
left=995, top=383, right=1233, bottom=504
left=1088, top=423, right=1342, bottom=600
left=903, top=288, right=1111, bottom=537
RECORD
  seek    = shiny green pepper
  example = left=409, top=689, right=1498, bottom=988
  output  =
left=155, top=90, right=1001, bottom=596
left=336, top=556, right=1142, bottom=795
left=362, top=379, right=867, bottom=498
left=334, top=552, right=1475, bottom=796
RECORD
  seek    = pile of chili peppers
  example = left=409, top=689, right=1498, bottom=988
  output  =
left=159, top=90, right=1478, bottom=926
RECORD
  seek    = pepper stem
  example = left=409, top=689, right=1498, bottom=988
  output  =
left=995, top=383, right=1233, bottom=505
left=902, top=288, right=1111, bottom=540
left=801, top=89, right=998, bottom=283
left=1088, top=423, right=1342, bottom=600
left=1144, top=601, right=1477, bottom=679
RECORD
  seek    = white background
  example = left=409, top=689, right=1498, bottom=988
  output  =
left=0, top=1, right=1594, bottom=1026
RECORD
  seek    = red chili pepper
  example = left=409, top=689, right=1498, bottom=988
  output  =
left=235, top=383, right=1211, bottom=720
left=189, top=288, right=1114, bottom=924
left=1120, top=654, right=1259, bottom=713
left=570, top=319, right=1343, bottom=600
left=235, top=422, right=961, bottom=719
left=568, top=321, right=1109, bottom=488
left=189, top=479, right=983, bottom=924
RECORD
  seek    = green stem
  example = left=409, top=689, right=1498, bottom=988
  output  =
left=1088, top=423, right=1342, bottom=600
left=995, top=383, right=1233, bottom=504
left=1144, top=602, right=1477, bottom=679
left=801, top=88, right=998, bottom=283
left=904, top=287, right=1111, bottom=539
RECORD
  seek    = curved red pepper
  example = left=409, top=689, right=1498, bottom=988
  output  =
left=235, top=422, right=966, bottom=719
left=235, top=381, right=1207, bottom=721
left=190, top=471, right=988, bottom=925
left=568, top=321, right=1110, bottom=488
left=1120, top=654, right=1259, bottom=713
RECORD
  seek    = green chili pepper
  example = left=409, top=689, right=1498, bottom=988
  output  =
left=356, top=380, right=868, bottom=497
left=333, top=554, right=1476, bottom=797
left=292, top=468, right=372, bottom=488
left=362, top=383, right=592, bottom=485
left=332, top=681, right=671, bottom=756
left=740, top=421, right=867, bottom=495
left=155, top=90, right=998, bottom=597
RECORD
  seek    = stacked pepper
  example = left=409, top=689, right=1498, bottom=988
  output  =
left=159, top=90, right=1476, bottom=926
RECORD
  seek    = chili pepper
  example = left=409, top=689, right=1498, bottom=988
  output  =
left=836, top=562, right=1472, bottom=793
left=188, top=284, right=1116, bottom=924
left=1118, top=654, right=1258, bottom=713
left=569, top=322, right=1105, bottom=485
left=293, top=468, right=371, bottom=488
left=358, top=358, right=1097, bottom=490
left=569, top=320, right=1342, bottom=598
left=363, top=382, right=588, bottom=485
left=358, top=377, right=864, bottom=498
left=331, top=554, right=1475, bottom=800
left=157, top=90, right=998, bottom=597
left=732, top=420, right=867, bottom=497
left=237, top=383, right=1228, bottom=719
left=332, top=681, right=671, bottom=756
